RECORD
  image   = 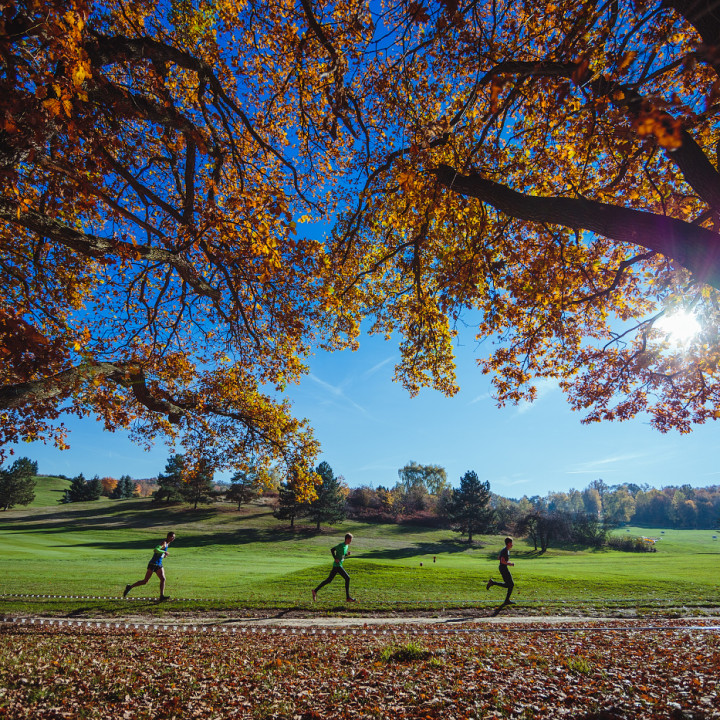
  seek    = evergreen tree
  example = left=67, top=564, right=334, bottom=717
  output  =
left=61, top=473, right=100, bottom=503
left=273, top=480, right=305, bottom=528
left=307, top=462, right=346, bottom=531
left=86, top=475, right=102, bottom=501
left=111, top=475, right=136, bottom=499
left=447, top=471, right=493, bottom=543
left=0, top=457, right=37, bottom=510
left=154, top=455, right=187, bottom=503
left=226, top=470, right=259, bottom=509
left=126, top=476, right=138, bottom=498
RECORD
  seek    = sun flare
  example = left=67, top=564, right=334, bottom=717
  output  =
left=655, top=310, right=701, bottom=345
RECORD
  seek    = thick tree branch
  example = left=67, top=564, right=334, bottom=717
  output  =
left=0, top=196, right=222, bottom=304
left=464, top=59, right=720, bottom=213
left=0, top=362, right=292, bottom=456
left=85, top=33, right=310, bottom=204
left=608, top=84, right=720, bottom=213
left=0, top=361, right=182, bottom=423
left=433, top=164, right=720, bottom=289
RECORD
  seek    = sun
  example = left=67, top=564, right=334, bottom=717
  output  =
left=655, top=310, right=701, bottom=345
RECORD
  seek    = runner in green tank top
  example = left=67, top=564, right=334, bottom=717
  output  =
left=123, top=531, right=175, bottom=601
left=312, top=533, right=356, bottom=602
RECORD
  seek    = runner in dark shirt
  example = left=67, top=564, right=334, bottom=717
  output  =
left=486, top=537, right=515, bottom=605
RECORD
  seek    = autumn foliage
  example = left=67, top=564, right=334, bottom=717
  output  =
left=325, top=0, right=720, bottom=433
left=4, top=0, right=720, bottom=496
left=0, top=0, right=343, bottom=496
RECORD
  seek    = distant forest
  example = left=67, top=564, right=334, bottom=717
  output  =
left=345, top=478, right=720, bottom=531
left=10, top=457, right=720, bottom=534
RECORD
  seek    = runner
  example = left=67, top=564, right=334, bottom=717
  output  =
left=123, top=532, right=175, bottom=601
left=486, top=536, right=515, bottom=605
left=312, top=533, right=356, bottom=602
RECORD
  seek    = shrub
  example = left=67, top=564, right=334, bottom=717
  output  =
left=607, top=536, right=658, bottom=552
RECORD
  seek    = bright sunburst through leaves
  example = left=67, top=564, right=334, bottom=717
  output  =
left=655, top=310, right=702, bottom=345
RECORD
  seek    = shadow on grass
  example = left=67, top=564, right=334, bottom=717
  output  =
left=0, top=500, right=218, bottom=532
left=361, top=539, right=473, bottom=560
left=382, top=523, right=448, bottom=536
left=58, top=525, right=323, bottom=552
left=0, top=501, right=254, bottom=537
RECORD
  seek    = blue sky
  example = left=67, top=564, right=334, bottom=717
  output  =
left=16, top=323, right=720, bottom=497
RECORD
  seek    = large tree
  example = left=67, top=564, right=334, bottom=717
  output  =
left=327, top=0, right=720, bottom=433
left=0, top=0, right=343, bottom=495
left=6, top=0, right=720, bottom=500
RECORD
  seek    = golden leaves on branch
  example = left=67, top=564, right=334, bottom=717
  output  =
left=8, top=0, right=720, bottom=482
left=632, top=106, right=683, bottom=150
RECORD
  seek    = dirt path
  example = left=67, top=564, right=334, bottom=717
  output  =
left=5, top=607, right=719, bottom=631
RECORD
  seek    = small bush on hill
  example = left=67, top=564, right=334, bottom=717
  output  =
left=607, top=536, right=658, bottom=552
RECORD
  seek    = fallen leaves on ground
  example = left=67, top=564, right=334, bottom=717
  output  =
left=0, top=621, right=718, bottom=718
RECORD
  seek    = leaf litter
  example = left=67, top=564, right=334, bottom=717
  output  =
left=0, top=620, right=718, bottom=719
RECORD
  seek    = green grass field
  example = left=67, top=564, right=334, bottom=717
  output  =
left=1, top=477, right=719, bottom=616
left=26, top=475, right=70, bottom=507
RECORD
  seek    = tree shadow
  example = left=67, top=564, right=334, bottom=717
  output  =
left=0, top=501, right=218, bottom=534
left=360, top=539, right=472, bottom=561
left=66, top=525, right=308, bottom=551
left=383, top=524, right=448, bottom=536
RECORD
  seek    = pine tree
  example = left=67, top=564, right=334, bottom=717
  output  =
left=226, top=470, right=258, bottom=509
left=307, top=462, right=346, bottom=531
left=0, top=457, right=37, bottom=510
left=111, top=475, right=136, bottom=499
left=61, top=473, right=97, bottom=503
left=86, top=476, right=102, bottom=501
left=154, top=455, right=186, bottom=503
left=273, top=480, right=305, bottom=528
left=447, top=471, right=493, bottom=543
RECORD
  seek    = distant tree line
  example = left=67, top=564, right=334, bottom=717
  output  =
left=514, top=479, right=720, bottom=531
left=9, top=453, right=720, bottom=544
left=60, top=473, right=146, bottom=503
